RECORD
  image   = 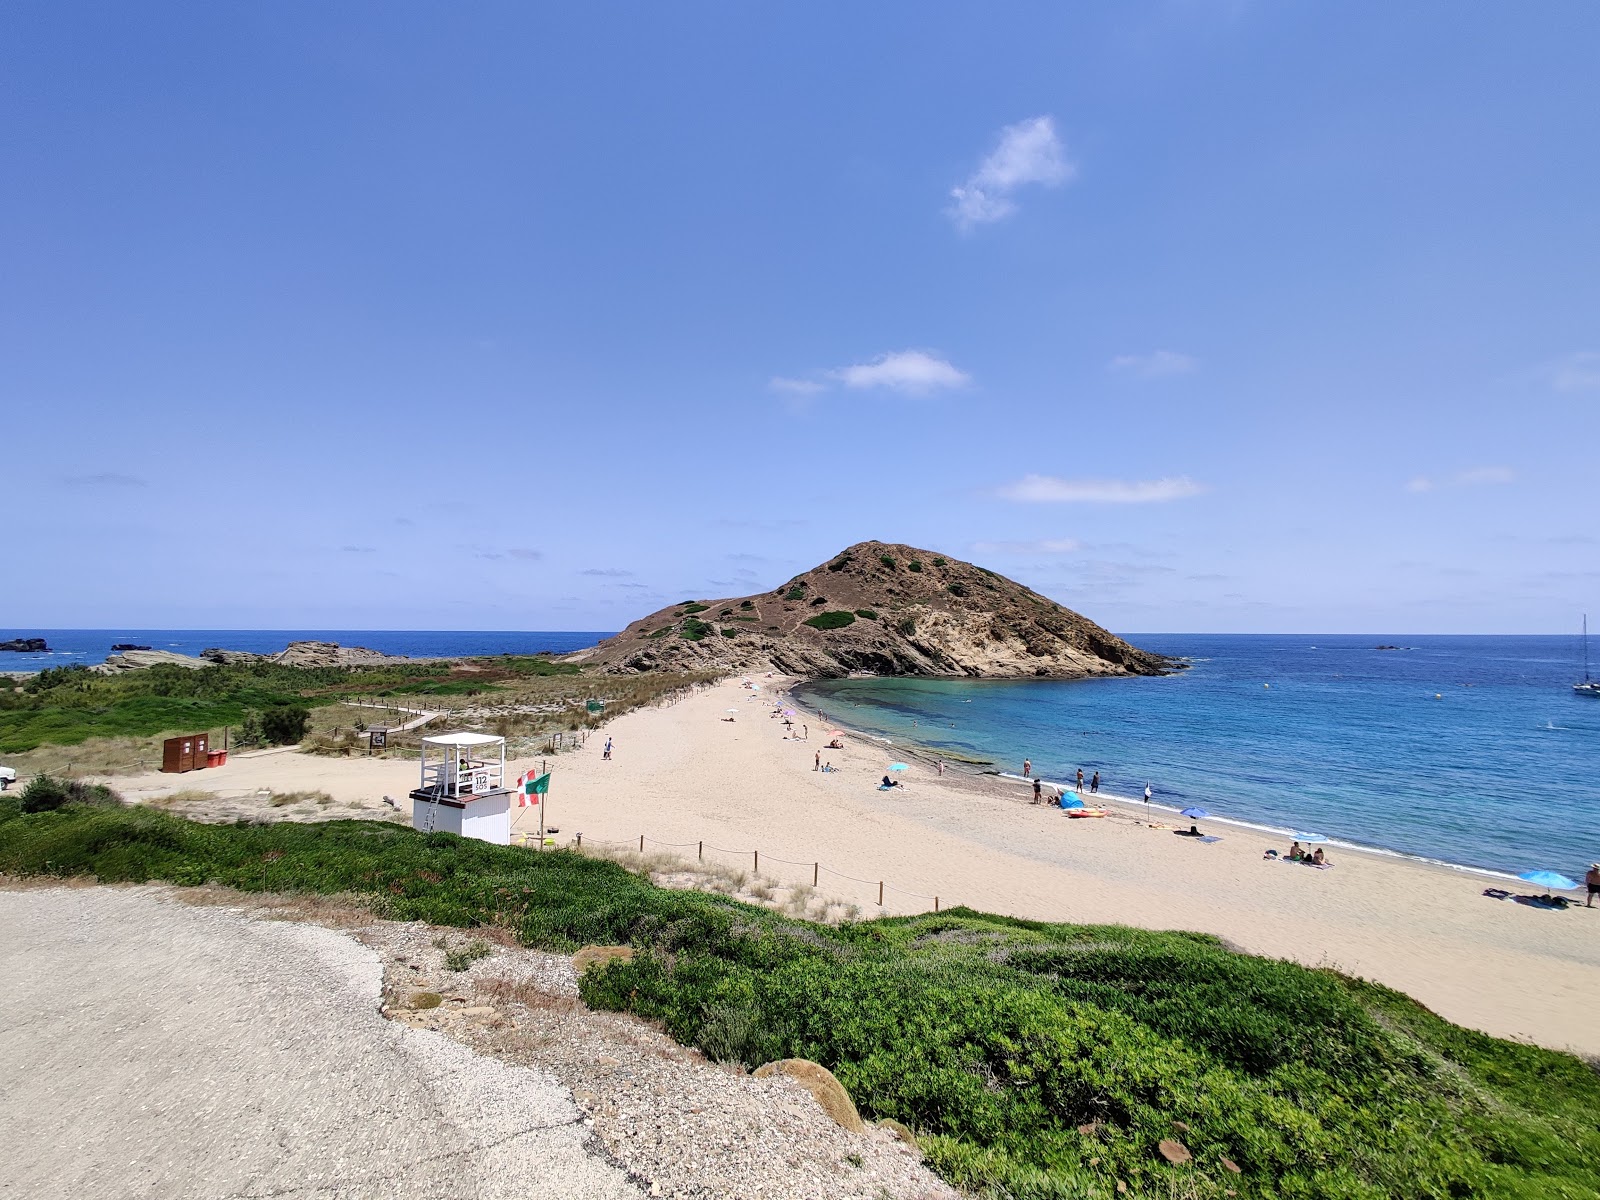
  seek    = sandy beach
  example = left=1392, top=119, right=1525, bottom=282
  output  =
left=104, top=674, right=1600, bottom=1059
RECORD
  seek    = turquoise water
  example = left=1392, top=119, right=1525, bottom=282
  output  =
left=797, top=635, right=1600, bottom=880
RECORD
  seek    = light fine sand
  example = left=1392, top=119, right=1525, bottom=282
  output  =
left=107, top=675, right=1600, bottom=1058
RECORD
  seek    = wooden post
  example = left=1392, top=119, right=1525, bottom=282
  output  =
left=935, top=896, right=940, bottom=913
left=639, top=834, right=645, bottom=853
left=813, top=862, right=819, bottom=887
left=878, top=881, right=884, bottom=906
left=753, top=850, right=759, bottom=874
left=576, top=833, right=583, bottom=848
left=698, top=841, right=703, bottom=862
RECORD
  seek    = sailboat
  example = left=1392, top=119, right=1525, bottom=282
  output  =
left=1576, top=615, right=1600, bottom=698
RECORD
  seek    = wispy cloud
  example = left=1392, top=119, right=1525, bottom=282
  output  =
left=769, top=376, right=826, bottom=395
left=1108, top=350, right=1198, bottom=379
left=1549, top=351, right=1600, bottom=392
left=1405, top=466, right=1515, bottom=493
left=339, top=545, right=377, bottom=554
left=61, top=472, right=148, bottom=489
left=581, top=567, right=632, bottom=577
left=971, top=538, right=1084, bottom=554
left=997, top=474, right=1207, bottom=504
left=507, top=548, right=542, bottom=561
left=771, top=350, right=970, bottom=397
left=947, top=116, right=1074, bottom=230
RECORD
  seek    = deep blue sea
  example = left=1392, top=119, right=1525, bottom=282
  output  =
left=1, top=630, right=612, bottom=672
left=798, top=635, right=1600, bottom=881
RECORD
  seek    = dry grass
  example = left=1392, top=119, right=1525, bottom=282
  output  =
left=474, top=975, right=583, bottom=1016
left=2, top=734, right=170, bottom=779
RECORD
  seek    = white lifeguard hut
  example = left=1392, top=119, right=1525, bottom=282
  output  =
left=410, top=731, right=511, bottom=845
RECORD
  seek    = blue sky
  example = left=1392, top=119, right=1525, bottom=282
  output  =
left=5, top=2, right=1598, bottom=634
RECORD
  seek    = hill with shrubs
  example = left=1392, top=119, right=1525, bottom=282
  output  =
left=571, top=541, right=1174, bottom=679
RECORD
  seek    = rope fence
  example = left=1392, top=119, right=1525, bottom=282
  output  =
left=572, top=831, right=946, bottom=913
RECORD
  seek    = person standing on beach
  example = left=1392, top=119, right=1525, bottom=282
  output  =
left=803, top=723, right=808, bottom=740
left=1076, top=768, right=1084, bottom=794
left=1023, top=758, right=1032, bottom=778
left=603, top=738, right=612, bottom=761
left=1090, top=771, right=1099, bottom=794
left=937, top=760, right=944, bottom=776
left=814, top=750, right=820, bottom=772
left=1587, top=862, right=1600, bottom=908
left=1033, top=778, right=1042, bottom=805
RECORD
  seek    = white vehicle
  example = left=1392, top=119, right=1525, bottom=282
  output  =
left=0, top=766, right=16, bottom=791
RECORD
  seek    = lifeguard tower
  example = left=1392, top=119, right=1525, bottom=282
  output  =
left=410, top=732, right=511, bottom=844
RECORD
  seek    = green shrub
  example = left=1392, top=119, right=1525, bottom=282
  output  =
left=785, top=586, right=807, bottom=602
left=19, top=775, right=122, bottom=814
left=443, top=939, right=492, bottom=971
left=897, top=616, right=917, bottom=636
left=932, top=557, right=947, bottom=567
left=260, top=705, right=311, bottom=745
left=803, top=611, right=856, bottom=631
left=680, top=618, right=713, bottom=641
left=647, top=627, right=671, bottom=638
left=947, top=582, right=968, bottom=598
left=681, top=603, right=709, bottom=614
left=907, top=560, right=923, bottom=572
left=855, top=609, right=878, bottom=620
left=739, top=600, right=754, bottom=609
left=826, top=556, right=852, bottom=572
left=720, top=628, right=739, bottom=638
left=879, top=555, right=896, bottom=569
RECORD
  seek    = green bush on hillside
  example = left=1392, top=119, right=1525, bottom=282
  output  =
left=879, top=554, right=896, bottom=569
left=932, top=557, right=947, bottom=567
left=260, top=705, right=311, bottom=745
left=785, top=586, right=807, bottom=601
left=907, top=560, right=923, bottom=572
left=855, top=609, right=878, bottom=620
left=680, top=618, right=713, bottom=641
left=680, top=603, right=709, bottom=614
left=1, top=804, right=1597, bottom=1200
left=19, top=775, right=122, bottom=814
left=803, top=611, right=856, bottom=631
left=947, top=581, right=968, bottom=597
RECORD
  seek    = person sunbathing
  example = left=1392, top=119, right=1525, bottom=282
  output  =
left=1287, top=841, right=1303, bottom=861
left=881, top=774, right=903, bottom=789
left=827, top=739, right=844, bottom=749
left=1174, top=824, right=1204, bottom=838
left=1311, top=847, right=1326, bottom=865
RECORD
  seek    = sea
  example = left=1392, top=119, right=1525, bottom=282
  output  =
left=797, top=634, right=1600, bottom=882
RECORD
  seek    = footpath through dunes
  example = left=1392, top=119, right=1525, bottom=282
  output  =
left=568, top=540, right=1175, bottom=679
left=552, top=675, right=1600, bottom=1059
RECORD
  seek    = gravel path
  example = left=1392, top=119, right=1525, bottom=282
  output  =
left=0, top=886, right=956, bottom=1200
left=0, top=887, right=640, bottom=1200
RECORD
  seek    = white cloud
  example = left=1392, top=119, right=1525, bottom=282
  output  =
left=832, top=350, right=969, bottom=393
left=997, top=474, right=1207, bottom=504
left=1406, top=466, right=1514, bottom=493
left=947, top=116, right=1074, bottom=230
left=1108, top=350, right=1198, bottom=378
left=1551, top=351, right=1600, bottom=392
left=770, top=350, right=970, bottom=397
left=971, top=538, right=1084, bottom=554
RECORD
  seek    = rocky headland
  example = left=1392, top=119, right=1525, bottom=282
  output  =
left=0, top=638, right=49, bottom=653
left=567, top=540, right=1176, bottom=679
left=92, top=641, right=413, bottom=674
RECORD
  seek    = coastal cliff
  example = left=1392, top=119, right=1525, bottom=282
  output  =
left=568, top=541, right=1174, bottom=679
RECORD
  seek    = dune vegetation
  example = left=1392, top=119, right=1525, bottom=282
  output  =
left=3, top=797, right=1597, bottom=1200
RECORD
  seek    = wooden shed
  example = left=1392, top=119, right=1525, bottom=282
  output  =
left=161, top=733, right=210, bottom=773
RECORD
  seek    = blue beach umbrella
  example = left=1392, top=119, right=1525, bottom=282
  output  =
left=1518, top=870, right=1579, bottom=891
left=1180, top=807, right=1210, bottom=820
left=1293, top=832, right=1328, bottom=843
left=1061, top=796, right=1084, bottom=810
left=888, top=762, right=909, bottom=771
